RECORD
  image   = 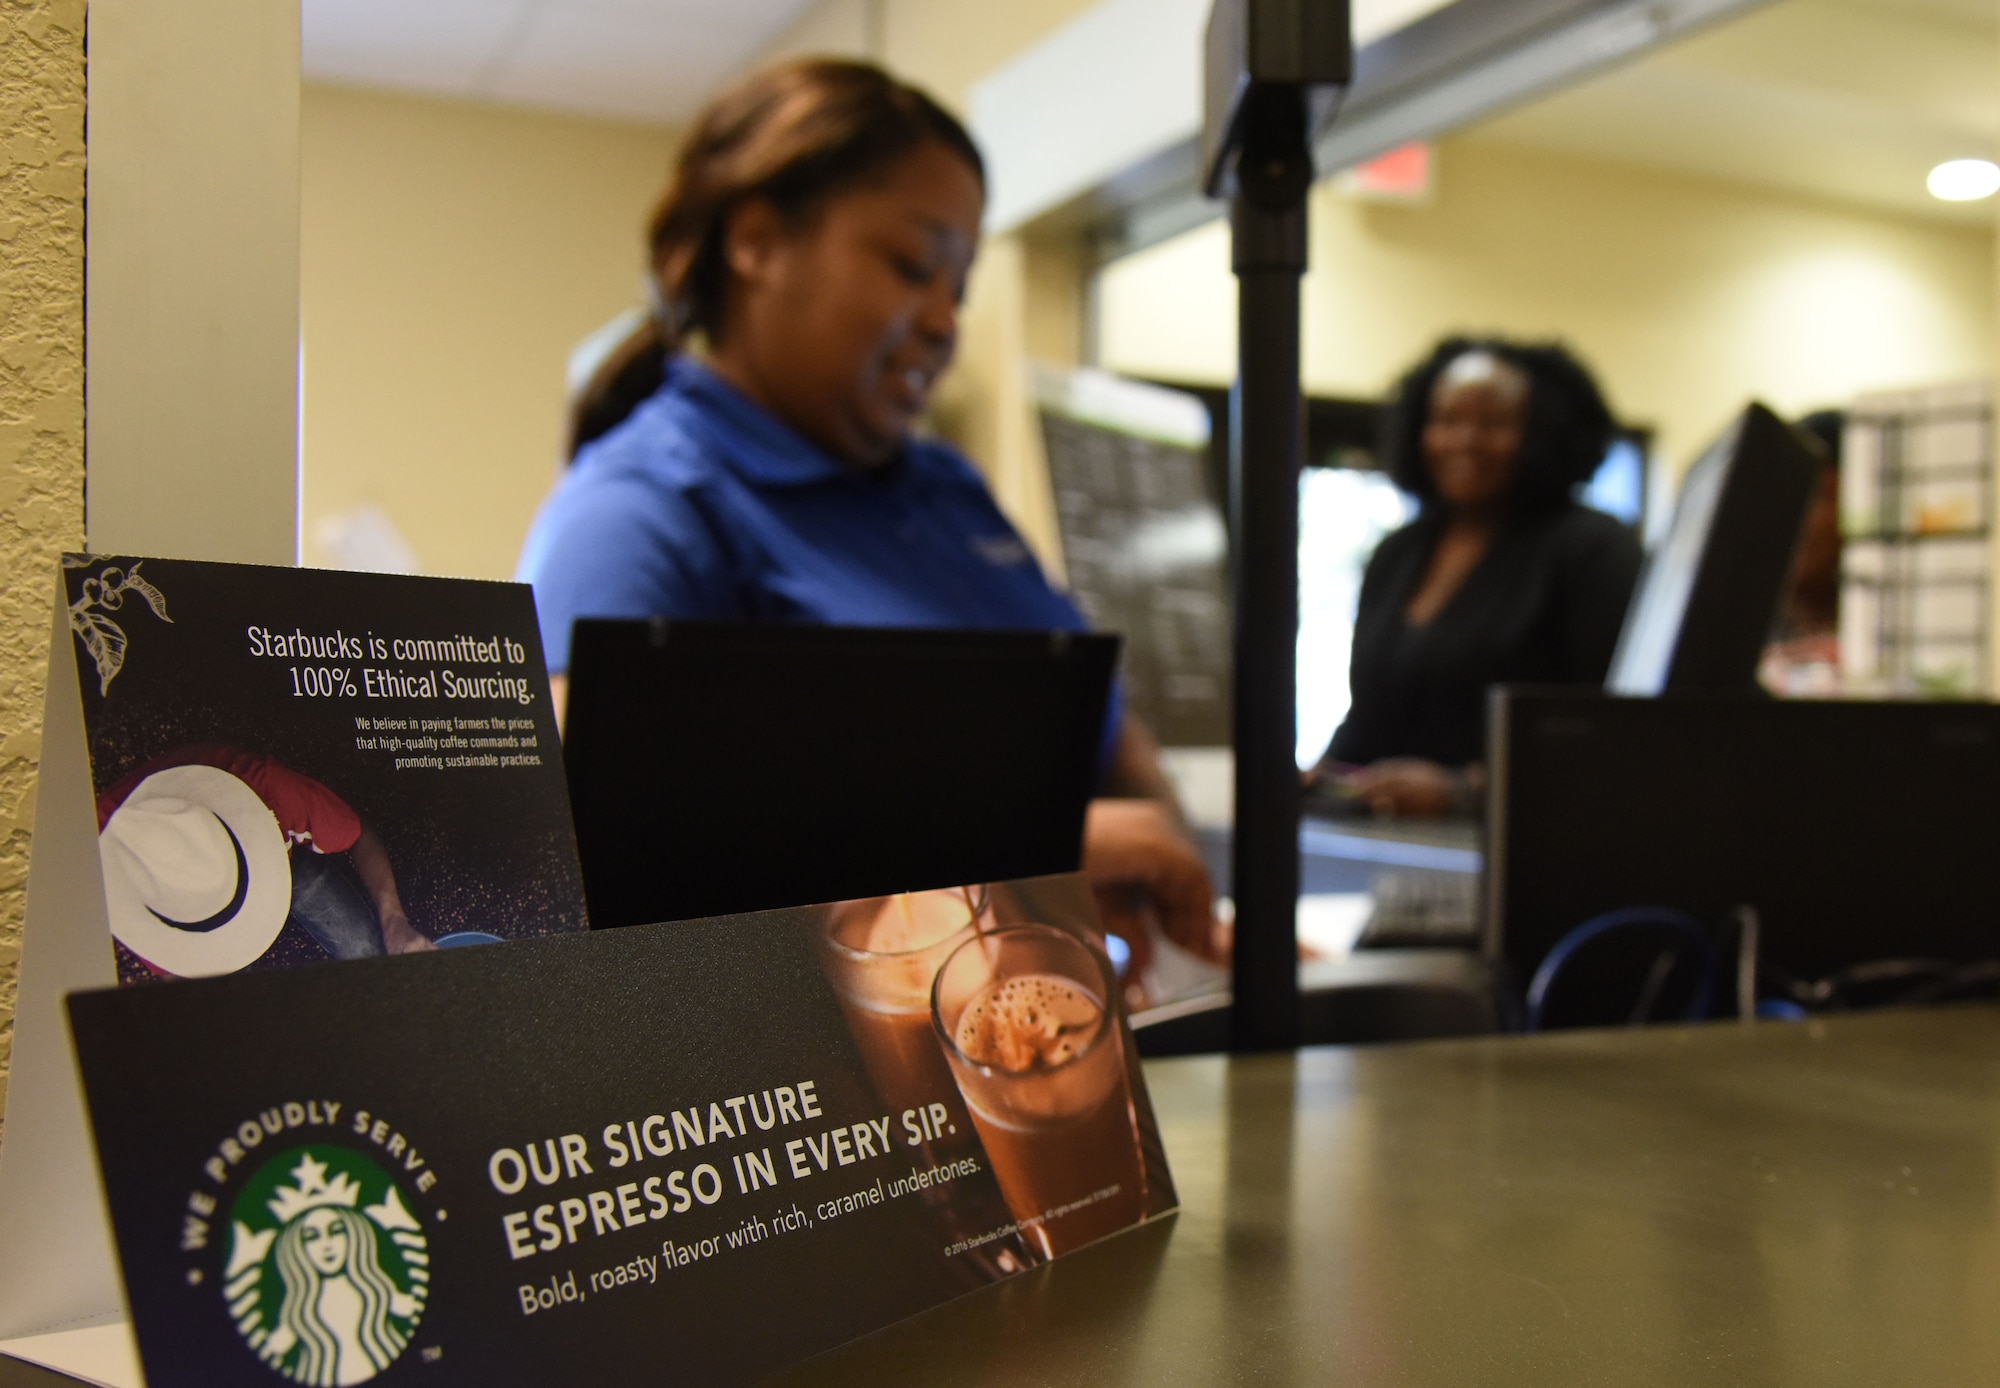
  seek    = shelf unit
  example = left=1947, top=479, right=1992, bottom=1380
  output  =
left=1840, top=382, right=1992, bottom=696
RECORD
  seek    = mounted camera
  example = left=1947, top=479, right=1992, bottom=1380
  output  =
left=1202, top=0, right=1352, bottom=204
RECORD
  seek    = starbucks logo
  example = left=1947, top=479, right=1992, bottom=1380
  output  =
left=223, top=1147, right=429, bottom=1385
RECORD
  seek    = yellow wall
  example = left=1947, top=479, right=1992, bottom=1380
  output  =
left=300, top=84, right=681, bottom=580
left=1099, top=136, right=1996, bottom=473
left=0, top=0, right=86, bottom=1128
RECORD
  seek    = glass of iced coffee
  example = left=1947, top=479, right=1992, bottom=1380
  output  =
left=931, top=924, right=1149, bottom=1259
left=820, top=888, right=1034, bottom=1275
left=818, top=888, right=989, bottom=1139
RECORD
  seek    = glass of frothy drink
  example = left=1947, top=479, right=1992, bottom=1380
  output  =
left=931, top=924, right=1149, bottom=1259
left=819, top=888, right=989, bottom=1133
left=819, top=887, right=1034, bottom=1276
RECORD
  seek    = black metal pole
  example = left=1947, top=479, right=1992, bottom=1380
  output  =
left=1228, top=89, right=1311, bottom=1053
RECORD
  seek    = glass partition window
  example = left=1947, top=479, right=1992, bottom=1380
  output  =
left=1297, top=467, right=1415, bottom=767
left=1582, top=438, right=1647, bottom=528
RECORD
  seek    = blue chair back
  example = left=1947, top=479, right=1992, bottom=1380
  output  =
left=1526, top=906, right=1718, bottom=1032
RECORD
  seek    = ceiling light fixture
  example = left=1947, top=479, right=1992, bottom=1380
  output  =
left=1927, top=159, right=2000, bottom=203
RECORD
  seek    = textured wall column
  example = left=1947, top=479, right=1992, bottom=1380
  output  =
left=0, top=0, right=86, bottom=1136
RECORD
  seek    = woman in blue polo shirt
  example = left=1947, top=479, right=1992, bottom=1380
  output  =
left=517, top=58, right=1215, bottom=963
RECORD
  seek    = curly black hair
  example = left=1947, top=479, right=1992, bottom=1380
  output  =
left=1382, top=336, right=1615, bottom=513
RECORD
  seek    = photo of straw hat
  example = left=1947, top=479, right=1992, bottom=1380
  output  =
left=100, top=764, right=293, bottom=977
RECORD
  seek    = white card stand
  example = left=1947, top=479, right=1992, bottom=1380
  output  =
left=0, top=582, right=137, bottom=1382
left=0, top=1323, right=141, bottom=1388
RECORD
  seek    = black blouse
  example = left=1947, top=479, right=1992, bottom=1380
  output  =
left=1326, top=503, right=1643, bottom=768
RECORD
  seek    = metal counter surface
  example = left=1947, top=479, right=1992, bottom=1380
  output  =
left=773, top=1007, right=2000, bottom=1387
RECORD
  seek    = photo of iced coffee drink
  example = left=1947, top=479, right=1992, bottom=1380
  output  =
left=931, top=924, right=1149, bottom=1259
left=819, top=887, right=988, bottom=1127
left=817, top=887, right=1034, bottom=1276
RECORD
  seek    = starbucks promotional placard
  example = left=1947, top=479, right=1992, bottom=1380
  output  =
left=68, top=876, right=1177, bottom=1386
left=0, top=556, right=587, bottom=1342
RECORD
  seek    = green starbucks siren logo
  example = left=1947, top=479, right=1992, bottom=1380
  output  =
left=224, top=1146, right=429, bottom=1385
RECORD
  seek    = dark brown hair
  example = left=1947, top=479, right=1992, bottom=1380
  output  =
left=567, top=59, right=984, bottom=459
left=1383, top=336, right=1616, bottom=514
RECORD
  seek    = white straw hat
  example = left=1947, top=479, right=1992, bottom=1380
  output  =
left=100, top=764, right=292, bottom=977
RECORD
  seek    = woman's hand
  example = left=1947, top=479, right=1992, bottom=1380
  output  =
left=1338, top=758, right=1482, bottom=819
left=1082, top=799, right=1223, bottom=965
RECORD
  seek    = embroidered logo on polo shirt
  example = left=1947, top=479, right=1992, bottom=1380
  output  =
left=970, top=535, right=1032, bottom=567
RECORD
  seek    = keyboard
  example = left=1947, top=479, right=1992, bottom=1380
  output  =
left=1354, top=869, right=1481, bottom=950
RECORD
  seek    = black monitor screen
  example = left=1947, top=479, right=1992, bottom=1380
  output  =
left=1607, top=402, right=1817, bottom=696
left=562, top=621, right=1117, bottom=928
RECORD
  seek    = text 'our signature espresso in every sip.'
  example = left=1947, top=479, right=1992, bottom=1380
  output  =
left=486, top=1080, right=975, bottom=1263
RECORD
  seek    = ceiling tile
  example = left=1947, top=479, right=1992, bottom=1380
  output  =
left=543, top=0, right=809, bottom=23
left=478, top=5, right=770, bottom=124
left=303, top=0, right=539, bottom=96
left=304, top=0, right=818, bottom=123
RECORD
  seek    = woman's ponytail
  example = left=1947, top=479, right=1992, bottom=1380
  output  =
left=566, top=314, right=668, bottom=460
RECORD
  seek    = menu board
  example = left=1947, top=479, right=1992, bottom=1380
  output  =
left=1039, top=374, right=1231, bottom=748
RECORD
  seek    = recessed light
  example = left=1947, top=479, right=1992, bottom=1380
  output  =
left=1927, top=159, right=2000, bottom=202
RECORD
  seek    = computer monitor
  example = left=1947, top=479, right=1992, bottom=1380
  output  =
left=562, top=620, right=1117, bottom=928
left=1607, top=402, right=1819, bottom=695
left=1487, top=688, right=2000, bottom=987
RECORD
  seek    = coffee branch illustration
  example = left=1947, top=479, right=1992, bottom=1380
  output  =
left=67, top=558, right=172, bottom=695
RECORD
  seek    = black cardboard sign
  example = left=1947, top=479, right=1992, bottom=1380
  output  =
left=69, top=876, right=1177, bottom=1386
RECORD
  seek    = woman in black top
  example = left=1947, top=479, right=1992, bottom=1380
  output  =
left=1317, top=337, right=1643, bottom=817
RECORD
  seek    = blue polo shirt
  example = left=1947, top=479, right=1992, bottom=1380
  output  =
left=517, top=357, right=1117, bottom=736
